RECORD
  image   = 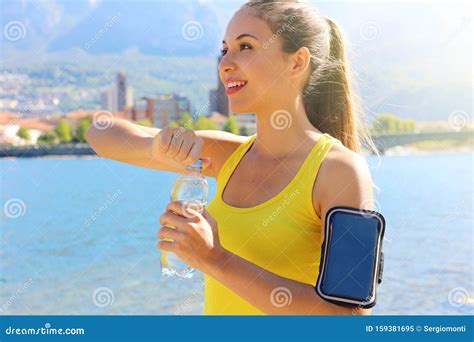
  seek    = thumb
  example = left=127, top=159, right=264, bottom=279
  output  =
left=203, top=208, right=217, bottom=229
left=200, top=207, right=211, bottom=221
left=183, top=157, right=211, bottom=175
left=192, top=207, right=217, bottom=229
left=201, top=157, right=212, bottom=170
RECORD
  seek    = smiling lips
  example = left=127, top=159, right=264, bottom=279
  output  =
left=225, top=80, right=248, bottom=95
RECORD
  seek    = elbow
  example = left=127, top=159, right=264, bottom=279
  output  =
left=85, top=125, right=96, bottom=147
left=352, top=307, right=372, bottom=316
left=301, top=293, right=358, bottom=315
left=85, top=124, right=103, bottom=155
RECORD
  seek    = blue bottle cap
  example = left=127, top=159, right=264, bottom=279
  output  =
left=190, top=159, right=203, bottom=169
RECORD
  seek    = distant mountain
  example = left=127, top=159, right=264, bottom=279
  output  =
left=1, top=0, right=95, bottom=51
left=1, top=0, right=471, bottom=122
left=1, top=0, right=225, bottom=56
left=49, top=0, right=223, bottom=56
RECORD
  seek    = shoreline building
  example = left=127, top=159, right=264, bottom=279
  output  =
left=101, top=72, right=134, bottom=113
left=131, top=94, right=191, bottom=128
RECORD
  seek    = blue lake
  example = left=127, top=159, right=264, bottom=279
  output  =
left=0, top=151, right=472, bottom=315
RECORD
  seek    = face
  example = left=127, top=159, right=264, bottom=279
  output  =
left=219, top=8, right=299, bottom=114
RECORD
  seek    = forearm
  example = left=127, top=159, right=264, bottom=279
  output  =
left=207, top=249, right=353, bottom=315
left=86, top=119, right=155, bottom=160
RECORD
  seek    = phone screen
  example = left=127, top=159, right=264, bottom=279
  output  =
left=320, top=210, right=381, bottom=302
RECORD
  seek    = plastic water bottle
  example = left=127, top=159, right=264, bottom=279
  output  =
left=160, top=159, right=209, bottom=279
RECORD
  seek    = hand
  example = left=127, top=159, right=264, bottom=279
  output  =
left=157, top=201, right=225, bottom=274
left=150, top=126, right=211, bottom=169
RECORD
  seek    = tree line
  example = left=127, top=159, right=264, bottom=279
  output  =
left=16, top=112, right=246, bottom=145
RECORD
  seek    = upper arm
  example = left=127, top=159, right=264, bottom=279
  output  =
left=315, top=151, right=374, bottom=222
left=194, top=130, right=248, bottom=178
left=313, top=149, right=374, bottom=315
left=134, top=124, right=161, bottom=136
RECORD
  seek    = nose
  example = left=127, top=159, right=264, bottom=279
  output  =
left=219, top=53, right=236, bottom=74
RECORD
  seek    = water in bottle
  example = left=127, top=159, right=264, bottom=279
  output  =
left=160, top=159, right=209, bottom=279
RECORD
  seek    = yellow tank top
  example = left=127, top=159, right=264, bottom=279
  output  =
left=204, top=133, right=339, bottom=315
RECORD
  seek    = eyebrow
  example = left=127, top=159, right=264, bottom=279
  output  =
left=222, top=33, right=259, bottom=44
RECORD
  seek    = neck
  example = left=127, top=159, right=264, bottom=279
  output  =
left=251, top=95, right=323, bottom=159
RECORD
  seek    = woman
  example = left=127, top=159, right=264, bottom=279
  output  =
left=87, top=0, right=376, bottom=315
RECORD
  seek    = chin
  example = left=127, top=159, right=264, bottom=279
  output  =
left=228, top=101, right=254, bottom=115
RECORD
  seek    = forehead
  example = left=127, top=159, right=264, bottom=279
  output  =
left=223, top=8, right=273, bottom=42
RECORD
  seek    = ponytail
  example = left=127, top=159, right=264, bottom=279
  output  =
left=304, top=17, right=378, bottom=154
left=303, top=16, right=361, bottom=151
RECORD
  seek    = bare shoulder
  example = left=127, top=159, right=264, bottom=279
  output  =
left=197, top=130, right=249, bottom=178
left=313, top=141, right=374, bottom=220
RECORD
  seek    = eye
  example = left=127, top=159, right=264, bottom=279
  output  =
left=240, top=43, right=252, bottom=51
left=220, top=43, right=252, bottom=56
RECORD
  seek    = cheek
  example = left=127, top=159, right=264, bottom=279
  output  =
left=252, top=64, right=288, bottom=102
left=248, top=59, right=280, bottom=90
left=255, top=50, right=287, bottom=80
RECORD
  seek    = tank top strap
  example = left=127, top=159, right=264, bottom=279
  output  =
left=216, top=134, right=257, bottom=188
left=290, top=133, right=340, bottom=222
left=293, top=132, right=340, bottom=180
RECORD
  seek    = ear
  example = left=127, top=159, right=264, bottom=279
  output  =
left=289, top=46, right=311, bottom=79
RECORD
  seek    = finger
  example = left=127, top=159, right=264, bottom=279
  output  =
left=201, top=208, right=208, bottom=220
left=185, top=207, right=204, bottom=221
left=175, top=131, right=195, bottom=162
left=157, top=226, right=184, bottom=241
left=182, top=139, right=202, bottom=166
left=159, top=128, right=174, bottom=154
left=198, top=208, right=217, bottom=231
left=166, top=201, right=189, bottom=217
left=176, top=141, right=194, bottom=162
left=156, top=240, right=175, bottom=252
left=159, top=210, right=192, bottom=230
left=167, top=130, right=185, bottom=158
